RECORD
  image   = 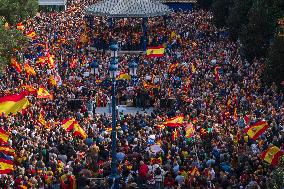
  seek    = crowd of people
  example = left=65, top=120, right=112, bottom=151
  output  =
left=0, top=0, right=283, bottom=189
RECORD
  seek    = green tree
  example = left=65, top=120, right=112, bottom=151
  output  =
left=262, top=36, right=284, bottom=86
left=0, top=0, right=38, bottom=71
left=197, top=0, right=213, bottom=9
left=226, top=0, right=253, bottom=41
left=211, top=0, right=233, bottom=28
left=239, top=0, right=281, bottom=60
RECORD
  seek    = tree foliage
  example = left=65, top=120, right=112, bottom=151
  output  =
left=211, top=0, right=233, bottom=28
left=226, top=0, right=253, bottom=41
left=262, top=36, right=284, bottom=86
left=0, top=0, right=38, bottom=25
left=0, top=0, right=38, bottom=71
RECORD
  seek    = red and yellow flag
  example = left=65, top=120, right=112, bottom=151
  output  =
left=21, top=85, right=37, bottom=95
left=24, top=63, right=36, bottom=76
left=38, top=110, right=50, bottom=129
left=11, top=58, right=22, bottom=73
left=243, top=120, right=269, bottom=140
left=146, top=46, right=165, bottom=58
left=36, top=56, right=47, bottom=66
left=0, top=146, right=15, bottom=156
left=73, top=122, right=87, bottom=139
left=0, top=158, right=14, bottom=174
left=16, top=22, right=25, bottom=31
left=150, top=157, right=162, bottom=165
left=0, top=92, right=30, bottom=115
left=168, top=63, right=178, bottom=74
left=62, top=118, right=76, bottom=132
left=0, top=128, right=9, bottom=144
left=261, top=145, right=284, bottom=166
left=47, top=52, right=55, bottom=69
left=163, top=115, right=184, bottom=127
left=116, top=72, right=131, bottom=80
left=48, top=75, right=57, bottom=86
left=26, top=30, right=36, bottom=39
left=37, top=87, right=53, bottom=99
left=185, top=122, right=195, bottom=138
left=172, top=129, right=179, bottom=141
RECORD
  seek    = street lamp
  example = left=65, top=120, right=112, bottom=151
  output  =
left=109, top=43, right=120, bottom=189
left=90, top=60, right=99, bottom=75
left=128, top=60, right=138, bottom=76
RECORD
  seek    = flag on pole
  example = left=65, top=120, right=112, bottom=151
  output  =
left=24, top=63, right=36, bottom=76
left=244, top=120, right=269, bottom=140
left=73, top=122, right=87, bottom=139
left=163, top=115, right=184, bottom=127
left=37, top=87, right=53, bottom=99
left=11, top=58, right=22, bottom=73
left=172, top=129, right=179, bottom=141
left=146, top=46, right=165, bottom=58
left=61, top=118, right=76, bottom=132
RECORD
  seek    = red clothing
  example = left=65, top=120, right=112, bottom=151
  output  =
left=139, top=164, right=148, bottom=178
left=164, top=177, right=174, bottom=187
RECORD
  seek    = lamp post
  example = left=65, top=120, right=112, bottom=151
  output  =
left=109, top=43, right=119, bottom=189
left=90, top=60, right=99, bottom=75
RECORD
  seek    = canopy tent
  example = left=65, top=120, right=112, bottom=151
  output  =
left=85, top=0, right=172, bottom=18
left=85, top=0, right=172, bottom=51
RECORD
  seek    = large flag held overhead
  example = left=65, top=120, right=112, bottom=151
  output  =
left=0, top=158, right=14, bottom=174
left=244, top=120, right=269, bottom=140
left=61, top=118, right=76, bottom=132
left=146, top=45, right=165, bottom=58
left=163, top=115, right=184, bottom=127
left=261, top=145, right=284, bottom=166
left=0, top=92, right=30, bottom=115
left=0, top=128, right=9, bottom=144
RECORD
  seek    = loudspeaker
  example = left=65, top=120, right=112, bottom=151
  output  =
left=67, top=99, right=83, bottom=111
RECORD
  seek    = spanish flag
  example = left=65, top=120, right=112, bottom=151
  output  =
left=38, top=111, right=47, bottom=127
left=146, top=46, right=165, bottom=58
left=261, top=145, right=284, bottom=166
left=48, top=75, right=57, bottom=86
left=26, top=30, right=36, bottom=39
left=172, top=129, right=179, bottom=141
left=16, top=22, right=25, bottom=31
left=0, top=158, right=14, bottom=174
left=0, top=92, right=30, bottom=116
left=36, top=56, right=47, bottom=66
left=62, top=118, right=76, bottom=132
left=37, top=87, right=53, bottom=99
left=116, top=72, right=131, bottom=80
left=244, top=120, right=269, bottom=140
left=73, top=122, right=87, bottom=139
left=0, top=146, right=15, bottom=156
left=24, top=63, right=36, bottom=76
left=150, top=157, right=162, bottom=165
left=163, top=115, right=184, bottom=127
left=185, top=122, right=195, bottom=138
left=168, top=63, right=178, bottom=74
left=11, top=58, right=22, bottom=73
left=47, top=52, right=55, bottom=69
left=0, top=128, right=9, bottom=144
left=21, top=85, right=37, bottom=95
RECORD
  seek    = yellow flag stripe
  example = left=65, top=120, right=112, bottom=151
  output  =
left=0, top=98, right=29, bottom=115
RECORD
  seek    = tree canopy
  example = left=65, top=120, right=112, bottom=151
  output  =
left=0, top=0, right=38, bottom=71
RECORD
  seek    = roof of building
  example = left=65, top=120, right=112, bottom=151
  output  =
left=85, top=0, right=172, bottom=18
